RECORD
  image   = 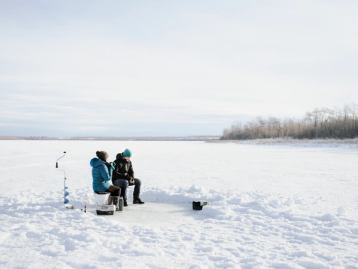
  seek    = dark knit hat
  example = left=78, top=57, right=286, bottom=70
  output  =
left=96, top=151, right=108, bottom=161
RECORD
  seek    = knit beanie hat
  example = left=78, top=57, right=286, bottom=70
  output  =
left=122, top=148, right=132, bottom=158
left=96, top=151, right=108, bottom=161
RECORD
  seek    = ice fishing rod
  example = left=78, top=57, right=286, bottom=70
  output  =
left=55, top=151, right=74, bottom=209
left=56, top=151, right=66, bottom=168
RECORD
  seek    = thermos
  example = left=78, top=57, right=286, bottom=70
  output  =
left=117, top=197, right=124, bottom=211
left=110, top=196, right=124, bottom=211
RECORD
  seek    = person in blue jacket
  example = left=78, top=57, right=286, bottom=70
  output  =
left=90, top=151, right=120, bottom=195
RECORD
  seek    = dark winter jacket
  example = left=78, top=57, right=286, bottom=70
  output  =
left=90, top=157, right=114, bottom=192
left=112, top=153, right=134, bottom=181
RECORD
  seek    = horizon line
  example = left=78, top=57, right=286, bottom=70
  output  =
left=0, top=135, right=221, bottom=141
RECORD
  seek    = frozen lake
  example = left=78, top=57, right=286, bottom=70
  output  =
left=0, top=140, right=357, bottom=268
left=1, top=140, right=357, bottom=216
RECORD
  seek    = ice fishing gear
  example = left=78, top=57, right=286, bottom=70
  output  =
left=56, top=151, right=74, bottom=209
left=56, top=151, right=66, bottom=168
left=81, top=204, right=87, bottom=213
left=192, top=201, right=208, bottom=210
left=63, top=178, right=74, bottom=209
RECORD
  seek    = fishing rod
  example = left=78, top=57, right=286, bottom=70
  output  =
left=56, top=151, right=66, bottom=168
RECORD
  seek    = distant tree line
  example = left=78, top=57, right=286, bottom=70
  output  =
left=221, top=105, right=358, bottom=140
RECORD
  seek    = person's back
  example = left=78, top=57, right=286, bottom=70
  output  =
left=90, top=151, right=113, bottom=193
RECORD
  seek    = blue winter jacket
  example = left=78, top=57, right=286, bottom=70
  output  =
left=90, top=158, right=114, bottom=192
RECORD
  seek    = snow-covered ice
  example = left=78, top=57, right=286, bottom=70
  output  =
left=0, top=140, right=357, bottom=268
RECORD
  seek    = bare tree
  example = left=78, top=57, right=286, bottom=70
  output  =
left=221, top=105, right=358, bottom=140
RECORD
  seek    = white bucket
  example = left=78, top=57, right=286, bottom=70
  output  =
left=94, top=193, right=110, bottom=205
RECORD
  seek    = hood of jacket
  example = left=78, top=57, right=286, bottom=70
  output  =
left=115, top=153, right=123, bottom=161
left=90, top=157, right=104, bottom=168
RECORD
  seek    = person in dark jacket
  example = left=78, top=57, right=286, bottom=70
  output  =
left=90, top=151, right=120, bottom=196
left=112, top=149, right=144, bottom=206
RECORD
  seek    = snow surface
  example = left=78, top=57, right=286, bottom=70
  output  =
left=0, top=140, right=358, bottom=269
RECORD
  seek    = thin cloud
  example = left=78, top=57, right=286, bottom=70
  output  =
left=0, top=1, right=357, bottom=136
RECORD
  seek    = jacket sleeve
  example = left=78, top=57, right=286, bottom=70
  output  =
left=99, top=164, right=110, bottom=182
left=128, top=162, right=134, bottom=178
left=104, top=162, right=114, bottom=179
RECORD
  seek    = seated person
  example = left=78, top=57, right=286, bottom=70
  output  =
left=90, top=151, right=120, bottom=196
left=112, top=149, right=144, bottom=206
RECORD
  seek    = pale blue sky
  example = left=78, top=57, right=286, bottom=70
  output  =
left=1, top=0, right=357, bottom=136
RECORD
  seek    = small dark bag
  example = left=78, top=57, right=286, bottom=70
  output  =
left=192, top=201, right=208, bottom=210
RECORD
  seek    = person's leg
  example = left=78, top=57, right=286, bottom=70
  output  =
left=108, top=185, right=120, bottom=196
left=106, top=185, right=119, bottom=204
left=132, top=178, right=144, bottom=204
left=132, top=178, right=141, bottom=199
left=115, top=179, right=129, bottom=206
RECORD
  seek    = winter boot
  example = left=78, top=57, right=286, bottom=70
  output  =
left=107, top=196, right=114, bottom=205
left=133, top=197, right=144, bottom=204
left=123, top=200, right=128, bottom=207
left=112, top=196, right=120, bottom=211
